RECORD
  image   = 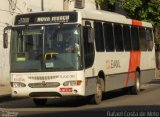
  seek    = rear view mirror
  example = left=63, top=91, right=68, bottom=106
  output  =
left=3, top=26, right=12, bottom=48
left=3, top=32, right=8, bottom=48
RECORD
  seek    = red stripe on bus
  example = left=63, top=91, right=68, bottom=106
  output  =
left=132, top=20, right=142, bottom=27
left=125, top=51, right=141, bottom=87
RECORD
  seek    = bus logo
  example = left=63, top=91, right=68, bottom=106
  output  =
left=106, top=60, right=121, bottom=69
left=42, top=81, right=47, bottom=86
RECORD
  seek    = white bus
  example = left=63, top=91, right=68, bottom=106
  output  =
left=3, top=10, right=155, bottom=106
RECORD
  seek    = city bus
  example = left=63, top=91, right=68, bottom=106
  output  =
left=3, top=10, right=155, bottom=106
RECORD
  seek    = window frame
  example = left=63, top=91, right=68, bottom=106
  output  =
left=94, top=21, right=105, bottom=52
left=114, top=23, right=124, bottom=52
left=131, top=26, right=140, bottom=51
left=103, top=22, right=115, bottom=52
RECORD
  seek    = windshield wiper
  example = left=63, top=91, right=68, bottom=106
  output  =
left=45, top=67, right=75, bottom=70
left=29, top=68, right=42, bottom=71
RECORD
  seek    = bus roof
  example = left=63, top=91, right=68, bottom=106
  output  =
left=14, top=10, right=152, bottom=28
left=77, top=9, right=152, bottom=28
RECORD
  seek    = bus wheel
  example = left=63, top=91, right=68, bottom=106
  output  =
left=33, top=99, right=47, bottom=106
left=90, top=78, right=103, bottom=104
left=130, top=72, right=141, bottom=95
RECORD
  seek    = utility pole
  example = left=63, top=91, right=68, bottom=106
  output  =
left=41, top=0, right=44, bottom=11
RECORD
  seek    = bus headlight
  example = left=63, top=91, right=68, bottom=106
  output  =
left=11, top=82, right=26, bottom=88
left=63, top=80, right=82, bottom=86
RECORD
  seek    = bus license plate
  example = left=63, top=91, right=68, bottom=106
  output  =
left=60, top=88, right=72, bottom=92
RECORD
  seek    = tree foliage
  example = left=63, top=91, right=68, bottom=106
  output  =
left=96, top=0, right=160, bottom=25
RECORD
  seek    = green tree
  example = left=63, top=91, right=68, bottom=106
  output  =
left=96, top=0, right=160, bottom=25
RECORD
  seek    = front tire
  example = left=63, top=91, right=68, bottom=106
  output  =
left=90, top=78, right=103, bottom=104
left=33, top=99, right=47, bottom=106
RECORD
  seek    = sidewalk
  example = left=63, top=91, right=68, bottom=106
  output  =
left=0, top=84, right=11, bottom=101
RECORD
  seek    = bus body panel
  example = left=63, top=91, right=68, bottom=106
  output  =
left=80, top=10, right=155, bottom=92
left=11, top=71, right=85, bottom=97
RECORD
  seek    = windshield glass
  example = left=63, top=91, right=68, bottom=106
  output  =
left=11, top=24, right=82, bottom=72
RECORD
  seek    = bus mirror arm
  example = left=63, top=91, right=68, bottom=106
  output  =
left=3, top=26, right=12, bottom=48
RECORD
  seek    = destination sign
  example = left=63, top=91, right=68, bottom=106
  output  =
left=15, top=12, right=78, bottom=25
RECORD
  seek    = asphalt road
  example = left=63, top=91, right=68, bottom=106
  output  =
left=0, top=79, right=160, bottom=117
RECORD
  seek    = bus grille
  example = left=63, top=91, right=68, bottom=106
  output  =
left=28, top=82, right=60, bottom=88
left=28, top=76, right=58, bottom=81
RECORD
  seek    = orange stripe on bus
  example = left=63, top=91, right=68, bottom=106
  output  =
left=125, top=51, right=141, bottom=87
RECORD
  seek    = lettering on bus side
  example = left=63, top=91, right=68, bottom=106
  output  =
left=106, top=60, right=121, bottom=69
left=59, top=75, right=75, bottom=78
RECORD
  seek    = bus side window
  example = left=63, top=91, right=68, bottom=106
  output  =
left=94, top=22, right=105, bottom=52
left=103, top=23, right=115, bottom=52
left=83, top=26, right=95, bottom=68
left=146, top=28, right=153, bottom=51
left=139, top=27, right=147, bottom=51
left=114, top=23, right=124, bottom=51
left=123, top=25, right=132, bottom=51
left=131, top=26, right=140, bottom=51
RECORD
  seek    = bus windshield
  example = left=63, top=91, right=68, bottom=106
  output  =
left=10, top=24, right=82, bottom=72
